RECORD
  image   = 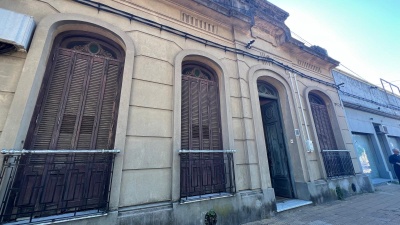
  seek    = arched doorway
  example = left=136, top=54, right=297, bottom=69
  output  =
left=258, top=82, right=293, bottom=198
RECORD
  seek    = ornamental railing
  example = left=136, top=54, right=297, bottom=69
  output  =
left=0, top=149, right=119, bottom=224
left=321, top=150, right=355, bottom=178
left=179, top=150, right=236, bottom=203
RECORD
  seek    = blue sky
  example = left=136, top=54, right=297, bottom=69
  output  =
left=267, top=0, right=400, bottom=87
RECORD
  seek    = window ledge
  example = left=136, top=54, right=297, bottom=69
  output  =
left=4, top=210, right=107, bottom=225
left=180, top=192, right=234, bottom=204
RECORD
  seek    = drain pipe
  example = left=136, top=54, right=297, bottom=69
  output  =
left=289, top=72, right=312, bottom=182
left=289, top=72, right=307, bottom=148
left=291, top=72, right=314, bottom=152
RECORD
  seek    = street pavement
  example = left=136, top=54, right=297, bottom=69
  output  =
left=244, top=182, right=400, bottom=225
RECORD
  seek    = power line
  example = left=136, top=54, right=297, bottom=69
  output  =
left=291, top=31, right=312, bottom=46
left=290, top=30, right=369, bottom=83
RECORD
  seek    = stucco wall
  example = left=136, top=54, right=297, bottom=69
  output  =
left=0, top=52, right=25, bottom=137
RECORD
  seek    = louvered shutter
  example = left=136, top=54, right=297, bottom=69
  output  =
left=28, top=48, right=122, bottom=150
left=181, top=76, right=221, bottom=150
left=31, top=49, right=74, bottom=150
left=181, top=76, right=190, bottom=149
left=309, top=97, right=337, bottom=150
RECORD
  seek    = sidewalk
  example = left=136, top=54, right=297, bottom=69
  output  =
left=244, top=183, right=400, bottom=225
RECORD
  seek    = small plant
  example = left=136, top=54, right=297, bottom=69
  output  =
left=336, top=186, right=344, bottom=200
left=205, top=209, right=217, bottom=225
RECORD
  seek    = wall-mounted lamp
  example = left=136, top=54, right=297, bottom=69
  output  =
left=245, top=39, right=255, bottom=49
left=337, top=82, right=345, bottom=88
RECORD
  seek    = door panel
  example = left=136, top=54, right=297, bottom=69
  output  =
left=261, top=100, right=293, bottom=198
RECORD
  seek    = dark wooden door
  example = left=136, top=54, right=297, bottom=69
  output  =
left=5, top=34, right=124, bottom=220
left=261, top=100, right=293, bottom=198
left=180, top=65, right=224, bottom=197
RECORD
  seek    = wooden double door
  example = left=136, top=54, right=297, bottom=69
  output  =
left=260, top=99, right=293, bottom=198
left=3, top=32, right=124, bottom=221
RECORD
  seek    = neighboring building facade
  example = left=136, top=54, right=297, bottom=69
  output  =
left=333, top=69, right=400, bottom=184
left=0, top=1, right=372, bottom=224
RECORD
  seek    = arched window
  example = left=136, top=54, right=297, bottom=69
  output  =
left=25, top=32, right=124, bottom=150
left=308, top=92, right=354, bottom=177
left=257, top=82, right=278, bottom=98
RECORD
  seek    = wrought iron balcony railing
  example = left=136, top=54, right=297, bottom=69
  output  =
left=179, top=150, right=236, bottom=203
left=321, top=150, right=355, bottom=178
left=0, top=149, right=119, bottom=224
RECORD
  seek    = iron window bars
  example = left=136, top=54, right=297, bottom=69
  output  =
left=0, top=149, right=119, bottom=224
left=321, top=150, right=355, bottom=178
left=179, top=150, right=236, bottom=203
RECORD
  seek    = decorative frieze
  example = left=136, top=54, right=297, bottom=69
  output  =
left=297, top=60, right=321, bottom=73
left=181, top=12, right=218, bottom=34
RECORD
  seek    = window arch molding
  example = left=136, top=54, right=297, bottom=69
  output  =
left=0, top=13, right=135, bottom=212
left=171, top=50, right=234, bottom=201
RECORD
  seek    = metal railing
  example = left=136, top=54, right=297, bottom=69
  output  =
left=321, top=150, right=355, bottom=178
left=179, top=150, right=236, bottom=203
left=0, top=149, right=119, bottom=224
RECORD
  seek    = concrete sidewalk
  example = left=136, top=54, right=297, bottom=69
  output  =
left=244, top=183, right=400, bottom=225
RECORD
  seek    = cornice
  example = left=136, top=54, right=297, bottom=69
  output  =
left=191, top=0, right=339, bottom=66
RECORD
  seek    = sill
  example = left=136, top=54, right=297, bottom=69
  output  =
left=180, top=192, right=234, bottom=204
left=327, top=175, right=355, bottom=180
left=4, top=210, right=107, bottom=225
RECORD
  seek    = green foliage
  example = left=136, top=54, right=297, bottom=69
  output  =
left=336, top=186, right=344, bottom=200
left=205, top=209, right=217, bottom=225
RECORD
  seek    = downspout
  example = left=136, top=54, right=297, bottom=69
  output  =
left=293, top=73, right=314, bottom=152
left=289, top=72, right=312, bottom=182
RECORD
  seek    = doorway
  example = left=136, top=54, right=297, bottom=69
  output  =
left=258, top=82, right=293, bottom=198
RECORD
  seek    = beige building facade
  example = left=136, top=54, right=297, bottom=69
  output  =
left=0, top=0, right=373, bottom=224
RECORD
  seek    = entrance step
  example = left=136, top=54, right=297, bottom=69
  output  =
left=276, top=199, right=312, bottom=212
left=371, top=178, right=392, bottom=186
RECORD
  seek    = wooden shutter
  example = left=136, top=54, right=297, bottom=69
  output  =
left=27, top=47, right=122, bottom=150
left=181, top=75, right=221, bottom=150
left=309, top=94, right=337, bottom=150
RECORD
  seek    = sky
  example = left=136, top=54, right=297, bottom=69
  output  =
left=267, top=0, right=400, bottom=88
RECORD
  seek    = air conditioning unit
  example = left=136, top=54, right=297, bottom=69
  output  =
left=0, top=8, right=35, bottom=54
left=374, top=124, right=388, bottom=134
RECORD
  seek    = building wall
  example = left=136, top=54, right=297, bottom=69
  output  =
left=0, top=52, right=25, bottom=138
left=333, top=69, right=400, bottom=182
left=0, top=1, right=373, bottom=224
